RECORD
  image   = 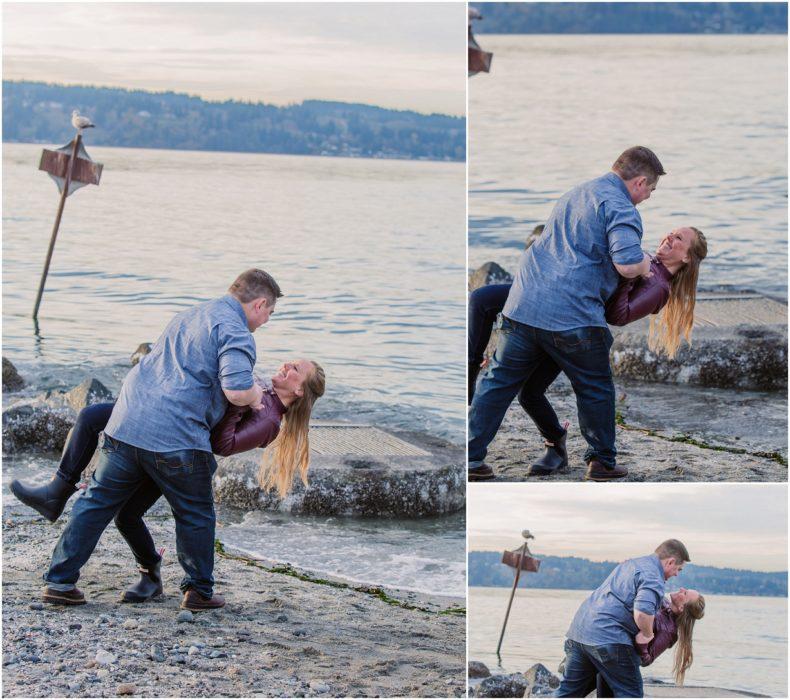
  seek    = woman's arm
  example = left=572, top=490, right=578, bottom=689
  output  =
left=605, top=275, right=670, bottom=326
left=210, top=403, right=281, bottom=457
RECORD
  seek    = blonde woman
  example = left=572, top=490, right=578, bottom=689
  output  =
left=597, top=588, right=706, bottom=696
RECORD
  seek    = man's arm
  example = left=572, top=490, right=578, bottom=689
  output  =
left=223, top=383, right=263, bottom=408
left=614, top=252, right=652, bottom=279
left=633, top=610, right=655, bottom=644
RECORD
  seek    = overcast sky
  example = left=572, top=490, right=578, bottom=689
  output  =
left=468, top=484, right=788, bottom=572
left=2, top=3, right=466, bottom=115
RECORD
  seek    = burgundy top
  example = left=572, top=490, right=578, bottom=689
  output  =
left=634, top=601, right=678, bottom=666
left=605, top=258, right=673, bottom=326
left=209, top=387, right=286, bottom=457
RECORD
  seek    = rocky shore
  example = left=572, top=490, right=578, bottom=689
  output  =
left=469, top=264, right=788, bottom=482
left=466, top=661, right=769, bottom=698
left=3, top=496, right=466, bottom=698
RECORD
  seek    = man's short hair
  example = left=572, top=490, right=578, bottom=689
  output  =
left=612, top=146, right=666, bottom=184
left=655, top=539, right=690, bottom=564
left=228, top=269, right=282, bottom=305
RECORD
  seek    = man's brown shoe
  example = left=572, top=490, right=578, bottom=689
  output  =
left=42, top=587, right=86, bottom=605
left=468, top=464, right=496, bottom=482
left=585, top=460, right=628, bottom=481
left=180, top=589, right=225, bottom=611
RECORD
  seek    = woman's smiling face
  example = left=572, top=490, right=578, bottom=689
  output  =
left=670, top=587, right=700, bottom=613
left=656, top=227, right=696, bottom=268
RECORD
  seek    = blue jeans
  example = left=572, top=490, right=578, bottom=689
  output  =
left=468, top=316, right=616, bottom=468
left=556, top=639, right=643, bottom=698
left=45, top=437, right=217, bottom=598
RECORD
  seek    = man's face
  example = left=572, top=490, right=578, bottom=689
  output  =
left=631, top=175, right=658, bottom=205
left=248, top=298, right=275, bottom=331
left=662, top=557, right=685, bottom=580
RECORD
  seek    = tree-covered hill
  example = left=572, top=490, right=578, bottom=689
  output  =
left=469, top=551, right=788, bottom=597
left=2, top=81, right=465, bottom=162
left=473, top=2, right=788, bottom=34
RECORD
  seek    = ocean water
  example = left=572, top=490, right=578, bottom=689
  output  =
left=469, top=35, right=788, bottom=299
left=469, top=587, right=788, bottom=697
left=2, top=143, right=466, bottom=442
left=2, top=144, right=466, bottom=597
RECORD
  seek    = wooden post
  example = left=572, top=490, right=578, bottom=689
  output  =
left=32, top=132, right=82, bottom=319
left=496, top=541, right=527, bottom=657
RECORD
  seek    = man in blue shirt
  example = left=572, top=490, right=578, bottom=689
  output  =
left=42, top=269, right=281, bottom=611
left=469, top=146, right=665, bottom=482
left=557, top=539, right=690, bottom=697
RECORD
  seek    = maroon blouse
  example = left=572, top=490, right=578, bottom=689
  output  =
left=605, top=258, right=673, bottom=326
left=634, top=601, right=678, bottom=666
left=209, top=388, right=286, bottom=457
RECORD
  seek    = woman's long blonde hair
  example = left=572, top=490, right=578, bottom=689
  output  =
left=673, top=594, right=705, bottom=686
left=648, top=227, right=708, bottom=359
left=257, top=361, right=326, bottom=498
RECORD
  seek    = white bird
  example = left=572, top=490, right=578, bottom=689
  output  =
left=71, top=110, right=95, bottom=131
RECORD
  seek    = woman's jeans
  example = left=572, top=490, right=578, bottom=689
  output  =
left=45, top=437, right=218, bottom=598
left=469, top=316, right=616, bottom=468
left=468, top=285, right=565, bottom=439
left=556, top=639, right=643, bottom=698
left=55, top=403, right=162, bottom=569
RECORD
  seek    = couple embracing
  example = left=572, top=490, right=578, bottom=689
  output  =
left=12, top=269, right=325, bottom=610
left=468, top=146, right=708, bottom=481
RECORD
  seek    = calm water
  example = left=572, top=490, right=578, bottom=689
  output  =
left=469, top=35, right=788, bottom=298
left=469, top=587, right=788, bottom=697
left=2, top=144, right=466, bottom=597
left=3, top=144, right=466, bottom=441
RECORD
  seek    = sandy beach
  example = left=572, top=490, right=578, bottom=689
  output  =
left=2, top=497, right=466, bottom=698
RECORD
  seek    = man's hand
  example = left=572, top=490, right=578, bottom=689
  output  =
left=614, top=252, right=652, bottom=279
left=249, top=382, right=264, bottom=411
left=223, top=382, right=264, bottom=409
left=635, top=631, right=654, bottom=645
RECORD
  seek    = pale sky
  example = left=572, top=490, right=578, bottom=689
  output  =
left=2, top=2, right=466, bottom=115
left=468, top=484, right=788, bottom=572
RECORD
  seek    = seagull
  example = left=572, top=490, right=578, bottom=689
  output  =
left=71, top=110, right=95, bottom=131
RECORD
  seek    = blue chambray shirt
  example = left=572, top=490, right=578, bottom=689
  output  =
left=503, top=172, right=645, bottom=330
left=567, top=554, right=666, bottom=647
left=105, top=295, right=256, bottom=453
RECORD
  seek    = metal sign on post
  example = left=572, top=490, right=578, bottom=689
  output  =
left=496, top=530, right=541, bottom=658
left=33, top=121, right=103, bottom=319
left=469, top=7, right=493, bottom=76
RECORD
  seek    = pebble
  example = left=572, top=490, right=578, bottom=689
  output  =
left=274, top=614, right=288, bottom=622
left=188, top=646, right=200, bottom=656
left=96, top=669, right=110, bottom=679
left=95, top=649, right=116, bottom=666
left=176, top=610, right=194, bottom=623
left=97, top=615, right=110, bottom=624
left=117, top=683, right=136, bottom=696
left=69, top=623, right=82, bottom=630
left=28, top=602, right=44, bottom=611
left=150, top=645, right=166, bottom=663
left=210, top=650, right=228, bottom=659
left=67, top=680, right=82, bottom=691
left=293, top=629, right=307, bottom=637
left=121, top=619, right=138, bottom=629
left=309, top=680, right=331, bottom=693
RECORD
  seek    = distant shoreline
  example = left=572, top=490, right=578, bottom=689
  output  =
left=468, top=584, right=788, bottom=599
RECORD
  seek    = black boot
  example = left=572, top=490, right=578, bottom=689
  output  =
left=528, top=431, right=568, bottom=476
left=121, top=560, right=163, bottom=603
left=10, top=475, right=77, bottom=522
left=468, top=362, right=481, bottom=405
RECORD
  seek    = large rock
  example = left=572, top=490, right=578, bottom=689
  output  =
left=2, top=404, right=74, bottom=453
left=213, top=424, right=464, bottom=517
left=2, top=358, right=24, bottom=392
left=469, top=660, right=492, bottom=679
left=65, top=378, right=114, bottom=412
left=469, top=262, right=513, bottom=292
left=523, top=663, right=560, bottom=697
left=472, top=673, right=527, bottom=698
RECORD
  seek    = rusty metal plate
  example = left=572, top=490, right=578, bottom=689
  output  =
left=39, top=138, right=103, bottom=196
left=309, top=424, right=431, bottom=457
left=502, top=550, right=541, bottom=572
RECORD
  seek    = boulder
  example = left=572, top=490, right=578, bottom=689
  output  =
left=468, top=661, right=492, bottom=679
left=2, top=404, right=73, bottom=453
left=2, top=358, right=24, bottom=392
left=469, top=262, right=513, bottom=292
left=472, top=673, right=527, bottom=698
left=65, top=378, right=114, bottom=412
left=131, top=343, right=152, bottom=366
left=523, top=663, right=560, bottom=697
